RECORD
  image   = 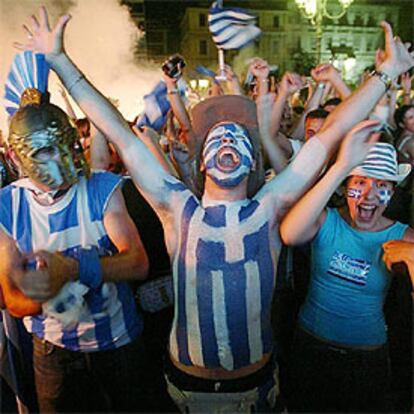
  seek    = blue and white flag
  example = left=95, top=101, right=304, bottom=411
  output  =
left=136, top=78, right=187, bottom=131
left=4, top=51, right=50, bottom=117
left=208, top=1, right=261, bottom=50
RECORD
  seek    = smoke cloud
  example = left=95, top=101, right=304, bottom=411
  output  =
left=0, top=0, right=160, bottom=135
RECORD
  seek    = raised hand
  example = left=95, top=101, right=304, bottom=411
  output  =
left=249, top=58, right=269, bottom=80
left=14, top=6, right=71, bottom=61
left=400, top=72, right=413, bottom=94
left=377, top=21, right=414, bottom=79
left=311, top=63, right=339, bottom=84
left=336, top=119, right=381, bottom=171
left=221, top=64, right=234, bottom=81
left=279, top=72, right=304, bottom=96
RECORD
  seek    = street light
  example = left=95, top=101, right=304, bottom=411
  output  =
left=294, top=0, right=354, bottom=62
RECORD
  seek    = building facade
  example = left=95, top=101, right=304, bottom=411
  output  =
left=124, top=1, right=405, bottom=84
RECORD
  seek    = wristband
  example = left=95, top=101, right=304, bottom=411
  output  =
left=370, top=70, right=393, bottom=91
left=78, top=246, right=102, bottom=289
left=167, top=89, right=178, bottom=95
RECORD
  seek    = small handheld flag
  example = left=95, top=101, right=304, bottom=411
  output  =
left=208, top=1, right=261, bottom=51
left=136, top=78, right=187, bottom=131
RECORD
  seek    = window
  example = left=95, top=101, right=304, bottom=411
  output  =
left=199, top=39, right=208, bottom=56
left=199, top=13, right=206, bottom=27
left=273, top=16, right=280, bottom=28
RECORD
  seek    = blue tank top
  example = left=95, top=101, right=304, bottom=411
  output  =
left=300, top=208, right=408, bottom=346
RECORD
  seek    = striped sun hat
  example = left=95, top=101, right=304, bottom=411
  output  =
left=349, top=142, right=411, bottom=183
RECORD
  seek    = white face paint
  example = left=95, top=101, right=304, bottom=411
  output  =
left=202, top=122, right=254, bottom=188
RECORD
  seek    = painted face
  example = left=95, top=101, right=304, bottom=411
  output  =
left=202, top=122, right=254, bottom=188
left=346, top=175, right=395, bottom=231
left=402, top=107, right=414, bottom=133
left=8, top=104, right=87, bottom=190
left=305, top=117, right=325, bottom=141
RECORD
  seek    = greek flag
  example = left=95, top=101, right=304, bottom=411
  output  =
left=136, top=78, right=187, bottom=131
left=208, top=1, right=261, bottom=50
left=4, top=51, right=50, bottom=116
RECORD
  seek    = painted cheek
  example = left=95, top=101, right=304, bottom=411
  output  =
left=346, top=187, right=362, bottom=199
left=378, top=189, right=392, bottom=205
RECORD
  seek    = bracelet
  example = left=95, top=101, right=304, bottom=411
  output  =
left=67, top=73, right=85, bottom=94
left=370, top=70, right=393, bottom=91
left=167, top=89, right=178, bottom=95
left=317, top=82, right=326, bottom=89
left=78, top=247, right=102, bottom=289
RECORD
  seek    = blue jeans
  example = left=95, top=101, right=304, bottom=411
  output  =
left=33, top=335, right=150, bottom=413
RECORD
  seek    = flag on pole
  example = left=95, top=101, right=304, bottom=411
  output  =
left=136, top=78, right=187, bottom=131
left=4, top=51, right=50, bottom=117
left=208, top=1, right=261, bottom=50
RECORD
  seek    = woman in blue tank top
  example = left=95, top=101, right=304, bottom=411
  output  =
left=280, top=120, right=414, bottom=412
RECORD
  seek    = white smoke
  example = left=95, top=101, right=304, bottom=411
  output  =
left=0, top=0, right=160, bottom=136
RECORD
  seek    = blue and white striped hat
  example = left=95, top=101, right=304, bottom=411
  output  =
left=349, top=142, right=411, bottom=183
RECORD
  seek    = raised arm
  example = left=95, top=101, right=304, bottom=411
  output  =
left=163, top=72, right=196, bottom=152
left=269, top=72, right=304, bottom=146
left=16, top=7, right=179, bottom=211
left=223, top=64, right=243, bottom=96
left=89, top=123, right=112, bottom=170
left=289, top=66, right=328, bottom=140
left=280, top=120, right=380, bottom=245
left=319, top=22, right=414, bottom=155
left=256, top=93, right=288, bottom=173
left=401, top=72, right=413, bottom=105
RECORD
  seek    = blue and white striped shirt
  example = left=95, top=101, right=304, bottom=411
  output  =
left=0, top=171, right=142, bottom=351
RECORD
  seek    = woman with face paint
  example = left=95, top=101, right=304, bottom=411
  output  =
left=280, top=120, right=414, bottom=413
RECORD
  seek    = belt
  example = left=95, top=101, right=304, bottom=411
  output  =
left=164, top=355, right=275, bottom=393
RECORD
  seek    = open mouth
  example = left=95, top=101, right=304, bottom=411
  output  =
left=357, top=204, right=377, bottom=222
left=216, top=147, right=241, bottom=171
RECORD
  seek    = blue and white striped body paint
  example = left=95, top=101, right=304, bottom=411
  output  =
left=202, top=122, right=254, bottom=188
left=166, top=183, right=279, bottom=371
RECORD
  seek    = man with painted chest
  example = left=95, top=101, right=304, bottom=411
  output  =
left=18, top=7, right=414, bottom=412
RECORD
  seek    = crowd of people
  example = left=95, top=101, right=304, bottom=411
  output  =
left=0, top=6, right=413, bottom=413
